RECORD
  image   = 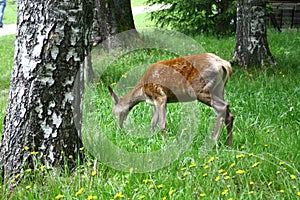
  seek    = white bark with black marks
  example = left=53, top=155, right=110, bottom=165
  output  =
left=232, top=0, right=275, bottom=67
left=0, top=0, right=93, bottom=183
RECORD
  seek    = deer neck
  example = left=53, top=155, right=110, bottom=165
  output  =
left=120, top=85, right=145, bottom=111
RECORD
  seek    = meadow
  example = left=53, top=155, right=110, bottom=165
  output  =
left=0, top=1, right=300, bottom=199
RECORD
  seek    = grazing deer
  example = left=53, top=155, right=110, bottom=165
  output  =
left=108, top=53, right=234, bottom=146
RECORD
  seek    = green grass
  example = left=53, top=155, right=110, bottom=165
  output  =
left=134, top=13, right=155, bottom=28
left=0, top=35, right=14, bottom=90
left=0, top=9, right=300, bottom=200
left=131, top=0, right=147, bottom=7
left=0, top=35, right=14, bottom=134
left=2, top=0, right=17, bottom=25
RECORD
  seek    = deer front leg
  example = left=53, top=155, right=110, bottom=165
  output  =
left=151, top=106, right=159, bottom=133
left=155, top=97, right=167, bottom=141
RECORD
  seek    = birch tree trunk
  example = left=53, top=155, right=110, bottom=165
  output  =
left=0, top=0, right=93, bottom=182
left=92, top=0, right=137, bottom=49
left=232, top=0, right=275, bottom=67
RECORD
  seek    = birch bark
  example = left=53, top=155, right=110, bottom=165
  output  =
left=0, top=0, right=93, bottom=182
left=92, top=0, right=137, bottom=49
left=232, top=0, right=275, bottom=67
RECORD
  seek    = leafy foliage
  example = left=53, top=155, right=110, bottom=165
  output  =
left=146, top=0, right=237, bottom=36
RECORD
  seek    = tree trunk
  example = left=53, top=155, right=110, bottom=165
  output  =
left=0, top=0, right=93, bottom=183
left=232, top=0, right=275, bottom=67
left=92, top=0, right=137, bottom=49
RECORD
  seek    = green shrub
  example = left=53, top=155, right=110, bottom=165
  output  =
left=146, top=0, right=237, bottom=36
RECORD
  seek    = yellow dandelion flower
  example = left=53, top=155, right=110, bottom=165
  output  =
left=199, top=193, right=206, bottom=197
left=221, top=189, right=228, bottom=195
left=279, top=189, right=284, bottom=193
left=215, top=176, right=220, bottom=182
left=25, top=168, right=32, bottom=173
left=218, top=169, right=225, bottom=173
left=189, top=163, right=196, bottom=168
left=290, top=175, right=296, bottom=180
left=250, top=181, right=254, bottom=185
left=26, top=185, right=31, bottom=189
left=23, top=146, right=30, bottom=151
left=240, top=145, right=245, bottom=149
left=203, top=165, right=209, bottom=169
left=15, top=173, right=22, bottom=179
left=30, top=151, right=39, bottom=155
left=111, top=82, right=117, bottom=86
left=297, top=192, right=300, bottom=196
left=91, top=171, right=97, bottom=176
left=181, top=167, right=186, bottom=171
left=236, top=154, right=244, bottom=159
left=79, top=147, right=84, bottom=151
left=157, top=184, right=164, bottom=189
left=139, top=195, right=145, bottom=199
left=207, top=157, right=214, bottom=163
left=248, top=191, right=254, bottom=194
left=279, top=161, right=285, bottom=165
left=203, top=173, right=208, bottom=177
left=252, top=162, right=261, bottom=168
left=236, top=170, right=245, bottom=174
left=292, top=185, right=296, bottom=189
left=248, top=153, right=254, bottom=157
left=131, top=143, right=136, bottom=147
left=148, top=184, right=154, bottom=189
left=228, top=198, right=233, bottom=200
left=114, top=192, right=124, bottom=199
left=283, top=167, right=287, bottom=171
left=227, top=184, right=231, bottom=188
left=142, top=179, right=152, bottom=183
left=268, top=181, right=273, bottom=186
left=230, top=163, right=236, bottom=167
left=87, top=196, right=97, bottom=200
left=55, top=194, right=64, bottom=199
left=11, top=179, right=15, bottom=183
left=276, top=171, right=281, bottom=174
left=169, top=189, right=176, bottom=195
left=75, top=188, right=84, bottom=197
left=69, top=155, right=73, bottom=159
left=162, top=197, right=167, bottom=200
left=224, top=176, right=231, bottom=180
left=183, top=172, right=188, bottom=177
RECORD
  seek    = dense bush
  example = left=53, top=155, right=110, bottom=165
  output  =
left=146, top=0, right=237, bottom=36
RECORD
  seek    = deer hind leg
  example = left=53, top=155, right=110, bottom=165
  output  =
left=225, top=108, right=234, bottom=146
left=211, top=95, right=232, bottom=146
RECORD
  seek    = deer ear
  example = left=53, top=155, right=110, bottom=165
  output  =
left=108, top=86, right=119, bottom=104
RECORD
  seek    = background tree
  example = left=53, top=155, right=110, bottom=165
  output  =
left=146, top=0, right=237, bottom=36
left=0, top=0, right=93, bottom=183
left=92, top=0, right=137, bottom=48
left=232, top=0, right=275, bottom=67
